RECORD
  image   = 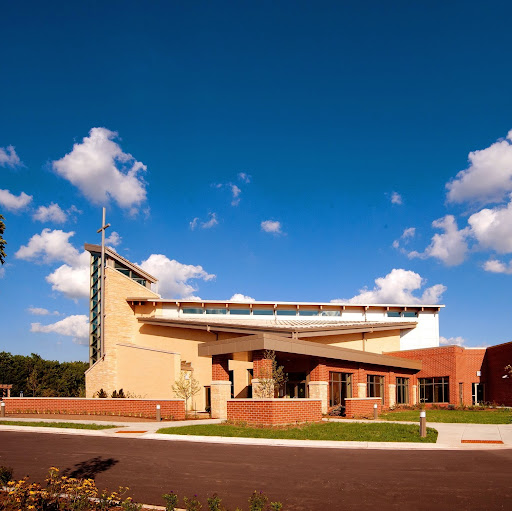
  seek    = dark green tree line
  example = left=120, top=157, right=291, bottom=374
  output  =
left=0, top=352, right=88, bottom=397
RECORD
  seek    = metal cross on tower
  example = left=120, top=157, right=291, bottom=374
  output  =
left=97, top=207, right=110, bottom=358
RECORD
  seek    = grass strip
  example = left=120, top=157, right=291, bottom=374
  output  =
left=0, top=420, right=119, bottom=430
left=379, top=409, right=512, bottom=424
left=157, top=421, right=438, bottom=443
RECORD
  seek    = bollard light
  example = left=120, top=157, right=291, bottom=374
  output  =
left=419, top=410, right=427, bottom=438
left=156, top=404, right=161, bottom=422
left=373, top=403, right=378, bottom=420
left=1, top=402, right=5, bottom=418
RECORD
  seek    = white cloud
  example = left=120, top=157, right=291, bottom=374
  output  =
left=402, top=227, right=416, bottom=239
left=238, top=172, right=251, bottom=184
left=190, top=213, right=218, bottom=230
left=33, top=203, right=67, bottom=223
left=391, top=191, right=403, bottom=205
left=52, top=127, right=147, bottom=212
left=447, top=130, right=512, bottom=205
left=0, top=267, right=5, bottom=279
left=408, top=215, right=469, bottom=266
left=468, top=197, right=512, bottom=254
left=332, top=268, right=446, bottom=305
left=261, top=220, right=283, bottom=235
left=483, top=258, right=512, bottom=275
left=15, top=228, right=79, bottom=265
left=139, top=254, right=215, bottom=299
left=31, top=314, right=89, bottom=345
left=393, top=227, right=416, bottom=250
left=231, top=184, right=241, bottom=206
left=0, top=189, right=32, bottom=212
left=45, top=251, right=90, bottom=300
left=229, top=293, right=255, bottom=302
left=27, top=307, right=59, bottom=316
left=0, top=145, right=22, bottom=168
left=105, top=231, right=122, bottom=247
left=440, top=336, right=465, bottom=346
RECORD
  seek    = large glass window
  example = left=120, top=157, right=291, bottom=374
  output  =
left=396, top=377, right=409, bottom=405
left=298, top=310, right=319, bottom=316
left=402, top=311, right=418, bottom=318
left=320, top=310, right=341, bottom=317
left=367, top=375, right=385, bottom=404
left=419, top=377, right=450, bottom=403
left=230, top=309, right=251, bottom=315
left=253, top=309, right=274, bottom=316
left=182, top=308, right=203, bottom=314
left=276, top=310, right=297, bottom=316
left=329, top=372, right=352, bottom=407
left=387, top=311, right=401, bottom=318
left=206, top=308, right=227, bottom=315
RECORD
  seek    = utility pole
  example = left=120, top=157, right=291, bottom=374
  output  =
left=97, top=207, right=110, bottom=359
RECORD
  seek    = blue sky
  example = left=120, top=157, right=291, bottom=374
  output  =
left=2, top=1, right=512, bottom=361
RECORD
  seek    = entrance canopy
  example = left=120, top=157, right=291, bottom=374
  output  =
left=197, top=332, right=422, bottom=371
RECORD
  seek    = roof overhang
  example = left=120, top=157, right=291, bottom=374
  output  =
left=84, top=243, right=157, bottom=283
left=198, top=333, right=422, bottom=371
left=137, top=316, right=417, bottom=338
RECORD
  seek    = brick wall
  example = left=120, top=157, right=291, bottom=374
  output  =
left=484, top=342, right=512, bottom=406
left=252, top=350, right=273, bottom=379
left=386, top=346, right=485, bottom=406
left=317, top=358, right=417, bottom=408
left=227, top=399, right=322, bottom=425
left=344, top=398, right=382, bottom=418
left=212, top=355, right=230, bottom=381
left=3, top=398, right=185, bottom=420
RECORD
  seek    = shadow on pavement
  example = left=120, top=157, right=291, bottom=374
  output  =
left=63, top=456, right=118, bottom=479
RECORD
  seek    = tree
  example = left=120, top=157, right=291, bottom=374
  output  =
left=172, top=371, right=201, bottom=413
left=26, top=368, right=40, bottom=397
left=254, top=350, right=287, bottom=398
left=0, top=214, right=6, bottom=265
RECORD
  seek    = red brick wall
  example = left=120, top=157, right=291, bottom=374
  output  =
left=227, top=399, right=322, bottom=425
left=484, top=342, right=512, bottom=406
left=317, top=358, right=417, bottom=408
left=212, top=355, right=230, bottom=381
left=386, top=346, right=485, bottom=406
left=253, top=350, right=273, bottom=379
left=344, top=398, right=382, bottom=418
left=3, top=398, right=185, bottom=420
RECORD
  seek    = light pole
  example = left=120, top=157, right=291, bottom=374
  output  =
left=97, top=207, right=110, bottom=359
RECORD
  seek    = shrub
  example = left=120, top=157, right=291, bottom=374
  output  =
left=249, top=491, right=268, bottom=511
left=184, top=494, right=202, bottom=511
left=207, top=494, right=222, bottom=511
left=95, top=389, right=107, bottom=398
left=0, top=465, right=13, bottom=485
left=163, top=491, right=179, bottom=511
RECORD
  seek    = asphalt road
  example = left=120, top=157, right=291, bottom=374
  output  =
left=1, top=431, right=512, bottom=510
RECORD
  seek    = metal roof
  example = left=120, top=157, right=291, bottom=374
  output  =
left=127, top=297, right=443, bottom=310
left=138, top=316, right=417, bottom=338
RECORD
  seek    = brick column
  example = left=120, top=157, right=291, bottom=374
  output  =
left=211, top=355, right=231, bottom=419
left=253, top=350, right=272, bottom=378
left=252, top=350, right=274, bottom=397
left=309, top=358, right=328, bottom=413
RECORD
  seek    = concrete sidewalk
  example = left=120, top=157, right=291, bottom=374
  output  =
left=1, top=416, right=511, bottom=450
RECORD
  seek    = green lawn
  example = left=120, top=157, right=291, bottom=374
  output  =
left=380, top=408, right=512, bottom=424
left=0, top=420, right=119, bottom=430
left=157, top=422, right=438, bottom=443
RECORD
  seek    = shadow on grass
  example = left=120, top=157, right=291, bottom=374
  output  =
left=63, top=456, right=118, bottom=479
